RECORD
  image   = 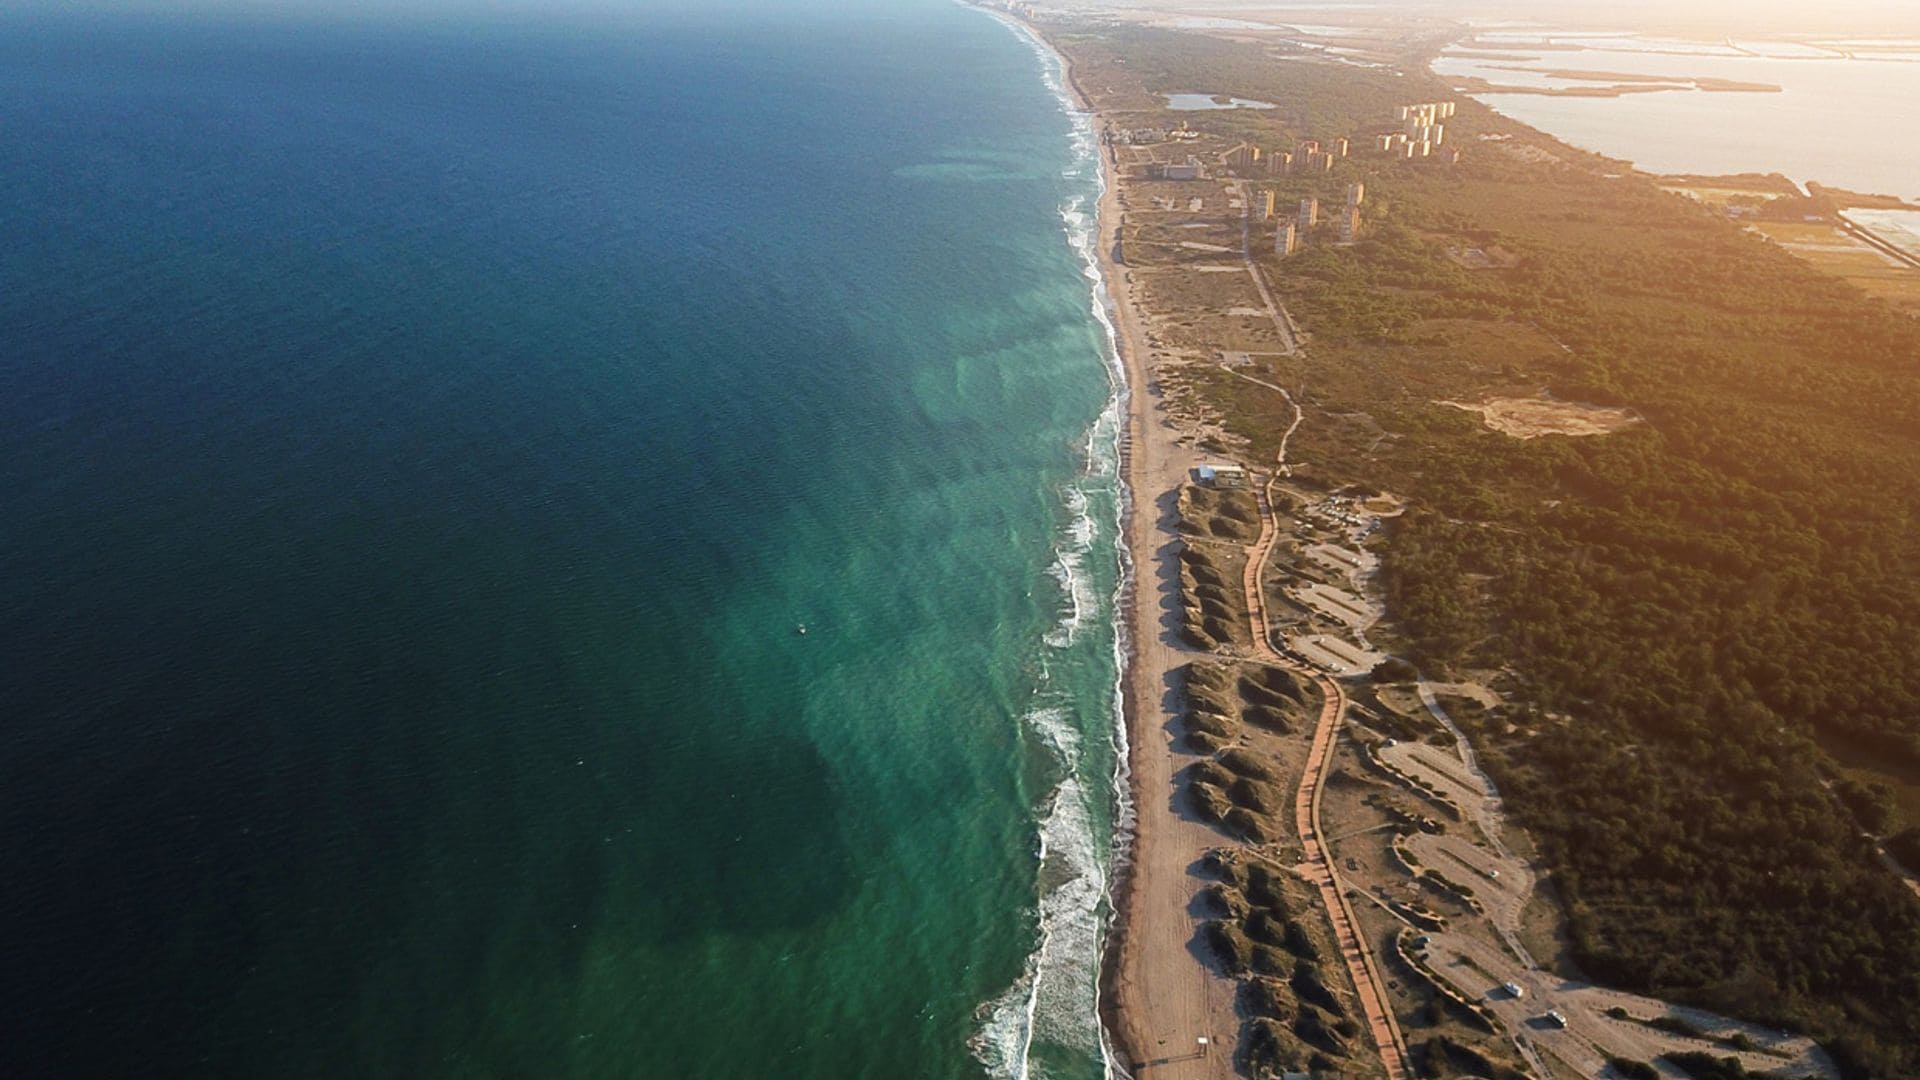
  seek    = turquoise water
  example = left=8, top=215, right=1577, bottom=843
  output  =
left=0, top=4, right=1123, bottom=1077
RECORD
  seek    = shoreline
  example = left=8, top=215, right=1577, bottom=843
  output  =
left=979, top=6, right=1230, bottom=1074
left=972, top=7, right=1175, bottom=1076
left=1005, top=14, right=1242, bottom=1078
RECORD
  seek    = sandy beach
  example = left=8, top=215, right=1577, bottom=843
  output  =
left=1094, top=164, right=1244, bottom=1078
left=969, top=16, right=1231, bottom=1072
left=1040, top=46, right=1243, bottom=1080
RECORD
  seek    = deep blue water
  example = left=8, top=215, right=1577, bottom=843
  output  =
left=0, top=4, right=1122, bottom=1077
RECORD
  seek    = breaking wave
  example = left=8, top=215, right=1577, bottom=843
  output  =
left=968, top=7, right=1136, bottom=1080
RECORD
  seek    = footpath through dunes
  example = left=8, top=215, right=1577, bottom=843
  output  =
left=1245, top=476, right=1411, bottom=1080
left=1217, top=253, right=1409, bottom=1077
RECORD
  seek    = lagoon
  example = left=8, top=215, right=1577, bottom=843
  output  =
left=1439, top=38, right=1920, bottom=199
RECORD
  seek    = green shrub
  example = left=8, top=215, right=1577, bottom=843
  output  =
left=1242, top=978, right=1296, bottom=1022
left=1244, top=704, right=1295, bottom=733
left=1219, top=747, right=1278, bottom=781
left=1203, top=919, right=1252, bottom=975
left=1291, top=960, right=1344, bottom=1017
left=1189, top=781, right=1232, bottom=824
left=1225, top=807, right=1276, bottom=842
left=1292, top=1004, right=1347, bottom=1054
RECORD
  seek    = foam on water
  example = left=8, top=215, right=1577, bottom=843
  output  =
left=968, top=8, right=1137, bottom=1078
left=1044, top=486, right=1099, bottom=649
left=971, top=705, right=1108, bottom=1077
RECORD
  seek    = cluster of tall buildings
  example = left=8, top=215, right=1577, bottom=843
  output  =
left=1374, top=101, right=1458, bottom=162
left=1225, top=137, right=1350, bottom=176
left=1271, top=182, right=1367, bottom=255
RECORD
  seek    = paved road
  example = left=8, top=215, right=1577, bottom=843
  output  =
left=1380, top=720, right=1839, bottom=1079
left=1417, top=930, right=1836, bottom=1079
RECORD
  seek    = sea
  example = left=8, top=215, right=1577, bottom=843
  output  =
left=0, top=3, right=1127, bottom=1078
left=1434, top=34, right=1920, bottom=201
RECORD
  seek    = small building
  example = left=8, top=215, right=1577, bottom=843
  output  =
left=1347, top=181, right=1365, bottom=207
left=1298, top=196, right=1319, bottom=230
left=1156, top=156, right=1202, bottom=181
left=1197, top=463, right=1249, bottom=489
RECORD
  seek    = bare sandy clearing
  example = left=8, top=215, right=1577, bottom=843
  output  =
left=1440, top=395, right=1640, bottom=439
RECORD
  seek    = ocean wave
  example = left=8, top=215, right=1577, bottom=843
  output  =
left=970, top=709, right=1109, bottom=1079
left=1043, top=485, right=1098, bottom=649
left=968, top=6, right=1135, bottom=1079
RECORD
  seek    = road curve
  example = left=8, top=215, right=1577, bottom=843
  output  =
left=1241, top=474, right=1411, bottom=1080
left=1220, top=197, right=1406, bottom=1077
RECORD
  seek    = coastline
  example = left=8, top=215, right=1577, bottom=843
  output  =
left=999, top=12, right=1241, bottom=1077
left=969, top=8, right=1164, bottom=1076
left=982, top=8, right=1916, bottom=1076
left=976, top=6, right=1233, bottom=1074
left=1088, top=88, right=1239, bottom=1080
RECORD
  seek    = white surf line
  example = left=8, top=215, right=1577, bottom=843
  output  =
left=966, top=6, right=1133, bottom=1078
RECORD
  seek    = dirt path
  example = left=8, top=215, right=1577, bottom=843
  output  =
left=1231, top=180, right=1301, bottom=355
